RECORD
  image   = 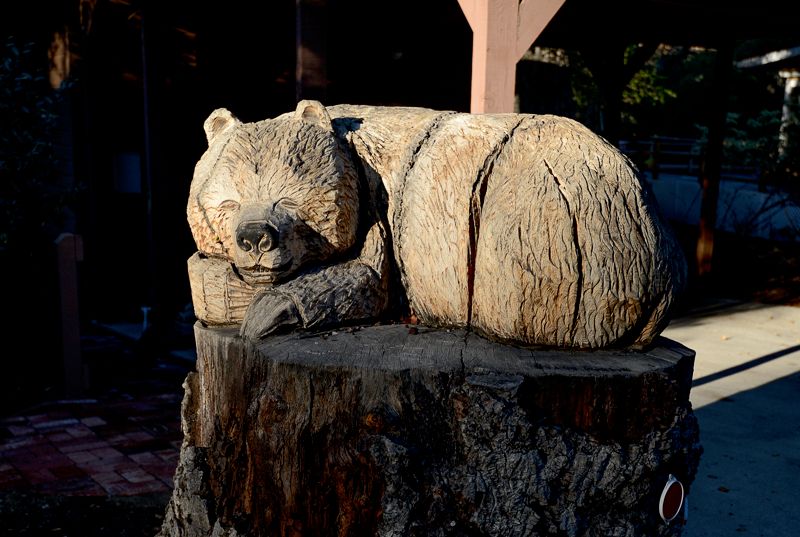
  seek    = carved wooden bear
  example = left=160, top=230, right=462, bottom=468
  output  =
left=187, top=100, right=685, bottom=349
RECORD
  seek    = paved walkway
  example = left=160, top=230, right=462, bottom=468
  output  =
left=663, top=300, right=800, bottom=537
left=0, top=381, right=183, bottom=497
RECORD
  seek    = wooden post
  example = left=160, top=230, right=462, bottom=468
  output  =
left=457, top=0, right=566, bottom=113
left=56, top=233, right=86, bottom=395
left=696, top=46, right=732, bottom=278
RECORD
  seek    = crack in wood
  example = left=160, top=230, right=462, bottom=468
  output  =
left=466, top=118, right=526, bottom=327
left=543, top=158, right=584, bottom=342
left=392, top=112, right=456, bottom=290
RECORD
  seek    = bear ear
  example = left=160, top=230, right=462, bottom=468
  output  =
left=294, top=100, right=333, bottom=132
left=203, top=108, right=240, bottom=145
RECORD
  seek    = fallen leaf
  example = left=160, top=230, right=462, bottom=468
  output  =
left=402, top=313, right=419, bottom=325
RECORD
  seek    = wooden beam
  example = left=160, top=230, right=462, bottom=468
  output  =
left=458, top=0, right=566, bottom=113
left=516, top=0, right=566, bottom=59
left=696, top=46, right=733, bottom=279
left=457, top=0, right=481, bottom=30
left=471, top=0, right=516, bottom=113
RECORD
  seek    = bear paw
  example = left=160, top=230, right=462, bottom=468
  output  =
left=240, top=290, right=302, bottom=340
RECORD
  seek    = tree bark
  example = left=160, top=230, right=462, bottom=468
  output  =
left=160, top=324, right=701, bottom=537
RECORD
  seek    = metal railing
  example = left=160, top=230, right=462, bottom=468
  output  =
left=618, top=136, right=760, bottom=183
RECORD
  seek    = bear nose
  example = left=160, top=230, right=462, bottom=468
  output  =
left=235, top=221, right=278, bottom=254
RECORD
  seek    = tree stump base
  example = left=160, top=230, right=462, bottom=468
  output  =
left=159, top=324, right=701, bottom=537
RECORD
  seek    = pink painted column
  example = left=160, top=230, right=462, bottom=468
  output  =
left=457, top=0, right=566, bottom=113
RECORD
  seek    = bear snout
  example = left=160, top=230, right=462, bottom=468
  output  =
left=229, top=203, right=300, bottom=284
left=235, top=220, right=278, bottom=254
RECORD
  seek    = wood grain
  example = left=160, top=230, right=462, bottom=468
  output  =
left=186, top=101, right=686, bottom=349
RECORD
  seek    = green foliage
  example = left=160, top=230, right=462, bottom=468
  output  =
left=623, top=68, right=676, bottom=107
left=565, top=45, right=681, bottom=133
left=694, top=103, right=800, bottom=191
left=722, top=110, right=781, bottom=167
left=621, top=46, right=677, bottom=127
left=0, top=36, right=74, bottom=254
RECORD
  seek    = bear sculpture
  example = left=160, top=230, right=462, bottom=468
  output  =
left=187, top=100, right=685, bottom=349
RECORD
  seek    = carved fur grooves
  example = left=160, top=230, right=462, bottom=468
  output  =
left=543, top=157, right=584, bottom=342
left=187, top=102, right=686, bottom=349
left=393, top=111, right=456, bottom=294
left=466, top=117, right=526, bottom=327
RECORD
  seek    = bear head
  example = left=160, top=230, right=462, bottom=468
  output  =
left=187, top=100, right=360, bottom=286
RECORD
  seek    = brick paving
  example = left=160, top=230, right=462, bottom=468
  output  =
left=0, top=389, right=183, bottom=496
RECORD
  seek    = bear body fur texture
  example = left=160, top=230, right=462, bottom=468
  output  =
left=187, top=101, right=686, bottom=349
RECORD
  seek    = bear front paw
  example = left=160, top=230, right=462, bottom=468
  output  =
left=240, top=290, right=302, bottom=339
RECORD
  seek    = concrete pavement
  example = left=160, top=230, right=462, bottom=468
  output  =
left=662, top=300, right=800, bottom=537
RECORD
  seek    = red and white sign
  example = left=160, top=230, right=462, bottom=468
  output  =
left=659, top=474, right=685, bottom=524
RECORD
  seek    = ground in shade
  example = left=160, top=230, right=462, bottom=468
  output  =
left=0, top=393, right=181, bottom=496
left=0, top=333, right=188, bottom=537
left=0, top=491, right=171, bottom=536
left=663, top=301, right=800, bottom=537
